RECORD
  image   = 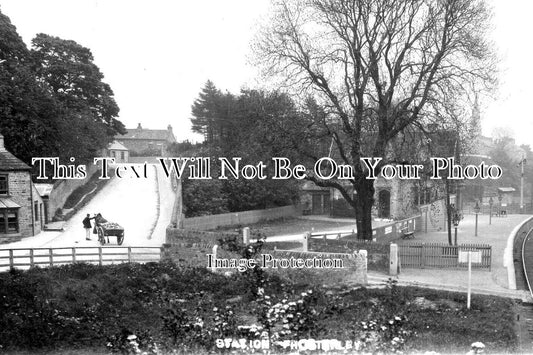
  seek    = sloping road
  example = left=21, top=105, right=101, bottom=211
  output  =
left=4, top=163, right=174, bottom=249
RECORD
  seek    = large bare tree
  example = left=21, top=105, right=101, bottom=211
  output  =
left=254, top=0, right=496, bottom=239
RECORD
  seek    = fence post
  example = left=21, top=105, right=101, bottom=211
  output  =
left=303, top=232, right=310, bottom=252
left=128, top=247, right=132, bottom=262
left=49, top=248, right=53, bottom=267
left=389, top=243, right=399, bottom=275
left=72, top=248, right=76, bottom=263
left=421, top=243, right=425, bottom=269
left=243, top=227, right=250, bottom=245
left=30, top=249, right=34, bottom=267
left=9, top=249, right=13, bottom=269
left=98, top=247, right=103, bottom=266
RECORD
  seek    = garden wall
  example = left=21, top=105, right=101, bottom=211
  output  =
left=183, top=205, right=301, bottom=230
left=265, top=249, right=367, bottom=285
left=160, top=242, right=368, bottom=286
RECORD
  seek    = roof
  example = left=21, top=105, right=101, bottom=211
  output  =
left=35, top=183, right=54, bottom=197
left=119, top=126, right=176, bottom=143
left=0, top=145, right=31, bottom=171
left=0, top=197, right=21, bottom=208
left=108, top=140, right=128, bottom=151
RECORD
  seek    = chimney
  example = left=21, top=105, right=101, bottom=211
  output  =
left=137, top=123, right=142, bottom=130
left=167, top=124, right=172, bottom=131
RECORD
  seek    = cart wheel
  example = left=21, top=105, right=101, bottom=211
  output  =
left=97, top=227, right=105, bottom=245
left=118, top=233, right=124, bottom=245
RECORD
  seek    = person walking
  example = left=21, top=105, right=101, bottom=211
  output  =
left=82, top=214, right=94, bottom=242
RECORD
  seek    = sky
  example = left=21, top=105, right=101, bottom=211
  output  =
left=0, top=0, right=531, bottom=146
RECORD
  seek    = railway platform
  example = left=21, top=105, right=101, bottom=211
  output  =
left=374, top=214, right=533, bottom=301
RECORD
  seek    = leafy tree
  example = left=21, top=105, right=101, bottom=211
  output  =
left=253, top=0, right=496, bottom=239
left=0, top=10, right=60, bottom=164
left=30, top=34, right=125, bottom=163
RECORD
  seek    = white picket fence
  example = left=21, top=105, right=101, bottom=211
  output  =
left=0, top=246, right=162, bottom=271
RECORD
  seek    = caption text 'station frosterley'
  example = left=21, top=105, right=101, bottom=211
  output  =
left=32, top=156, right=502, bottom=181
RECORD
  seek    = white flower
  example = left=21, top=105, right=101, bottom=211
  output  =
left=127, top=335, right=137, bottom=341
left=471, top=342, right=485, bottom=349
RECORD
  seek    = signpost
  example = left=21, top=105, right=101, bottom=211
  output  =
left=488, top=197, right=493, bottom=225
left=458, top=250, right=480, bottom=309
left=474, top=201, right=480, bottom=237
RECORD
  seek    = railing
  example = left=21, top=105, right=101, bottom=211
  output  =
left=0, top=246, right=162, bottom=271
left=310, top=230, right=356, bottom=240
left=399, top=243, right=491, bottom=270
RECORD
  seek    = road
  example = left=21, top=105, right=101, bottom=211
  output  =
left=3, top=163, right=175, bottom=249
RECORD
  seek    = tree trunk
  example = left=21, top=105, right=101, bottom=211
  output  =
left=445, top=178, right=453, bottom=246
left=353, top=179, right=375, bottom=240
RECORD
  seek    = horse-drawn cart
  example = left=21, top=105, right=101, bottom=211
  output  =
left=94, top=215, right=124, bottom=245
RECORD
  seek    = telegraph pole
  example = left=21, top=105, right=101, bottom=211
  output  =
left=519, top=154, right=527, bottom=214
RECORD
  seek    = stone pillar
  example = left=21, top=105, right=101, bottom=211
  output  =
left=358, top=250, right=368, bottom=285
left=303, top=232, right=310, bottom=252
left=161, top=243, right=172, bottom=261
left=389, top=243, right=399, bottom=276
left=243, top=227, right=250, bottom=245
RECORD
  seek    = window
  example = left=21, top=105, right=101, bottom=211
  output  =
left=121, top=151, right=125, bottom=160
left=34, top=202, right=39, bottom=222
left=0, top=175, right=7, bottom=195
left=0, top=208, right=18, bottom=234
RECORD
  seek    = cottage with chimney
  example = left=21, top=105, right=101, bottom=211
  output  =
left=117, top=123, right=176, bottom=156
left=0, top=133, right=44, bottom=243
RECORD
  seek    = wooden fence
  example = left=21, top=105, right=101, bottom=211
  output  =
left=399, top=243, right=491, bottom=270
left=0, top=246, right=162, bottom=271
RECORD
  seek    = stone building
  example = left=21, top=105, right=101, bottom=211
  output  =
left=302, top=178, right=417, bottom=220
left=0, top=134, right=44, bottom=243
left=104, top=140, right=129, bottom=163
left=117, top=123, right=176, bottom=156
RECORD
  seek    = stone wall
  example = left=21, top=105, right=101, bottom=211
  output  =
left=264, top=250, right=368, bottom=286
left=160, top=241, right=368, bottom=286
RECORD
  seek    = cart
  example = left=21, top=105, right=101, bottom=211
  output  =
left=95, top=217, right=125, bottom=245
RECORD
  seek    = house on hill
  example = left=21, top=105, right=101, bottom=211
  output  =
left=116, top=123, right=176, bottom=156
left=0, top=133, right=44, bottom=243
left=104, top=140, right=129, bottom=163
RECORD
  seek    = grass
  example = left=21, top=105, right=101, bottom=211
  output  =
left=57, top=172, right=111, bottom=221
left=0, top=262, right=519, bottom=354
